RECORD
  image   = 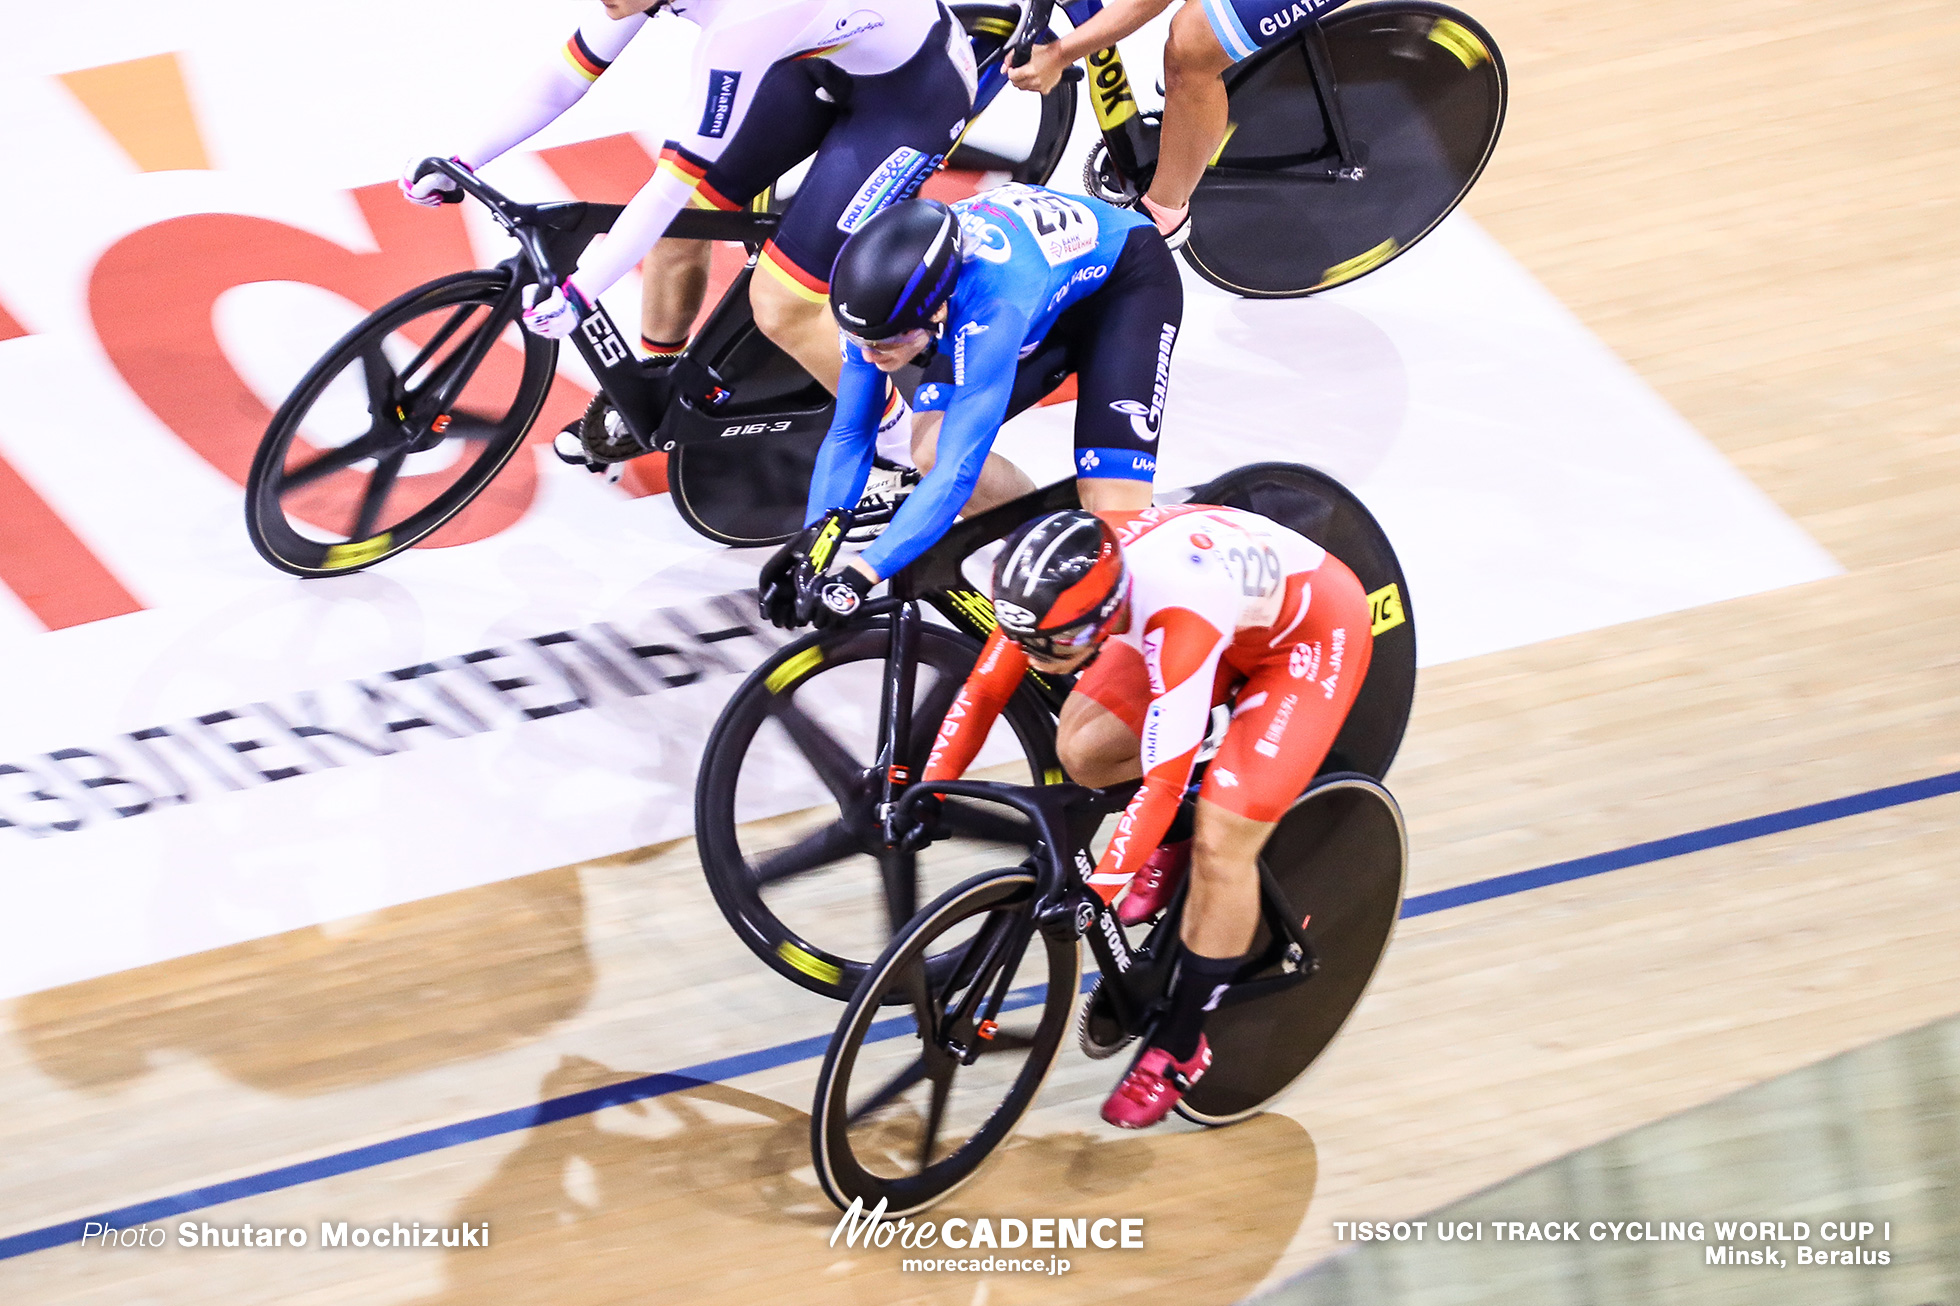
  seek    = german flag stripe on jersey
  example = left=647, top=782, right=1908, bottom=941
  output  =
left=561, top=32, right=611, bottom=82
left=797, top=42, right=847, bottom=60
left=656, top=143, right=709, bottom=186
left=757, top=241, right=828, bottom=303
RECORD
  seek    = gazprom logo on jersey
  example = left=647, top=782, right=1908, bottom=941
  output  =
left=1076, top=448, right=1154, bottom=478
left=837, top=147, right=940, bottom=234
left=700, top=70, right=742, bottom=138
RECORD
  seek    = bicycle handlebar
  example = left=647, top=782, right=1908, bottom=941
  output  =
left=411, top=156, right=559, bottom=293
left=1011, top=0, right=1056, bottom=66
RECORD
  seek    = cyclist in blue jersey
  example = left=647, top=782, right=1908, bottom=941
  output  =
left=760, top=184, right=1183, bottom=627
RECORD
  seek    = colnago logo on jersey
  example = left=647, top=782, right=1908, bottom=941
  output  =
left=1257, top=0, right=1342, bottom=37
left=1105, top=322, right=1178, bottom=442
left=1047, top=263, right=1109, bottom=311
left=916, top=383, right=942, bottom=406
left=700, top=70, right=742, bottom=138
left=836, top=147, right=940, bottom=234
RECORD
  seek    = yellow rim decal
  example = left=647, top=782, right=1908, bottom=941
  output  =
left=1085, top=47, right=1138, bottom=130
left=1368, top=583, right=1407, bottom=636
left=973, top=16, right=1014, bottom=36
left=1318, top=239, right=1399, bottom=289
left=1428, top=18, right=1489, bottom=68
left=1044, top=767, right=1065, bottom=785
left=764, top=645, right=824, bottom=694
left=776, top=941, right=843, bottom=985
left=324, top=533, right=393, bottom=569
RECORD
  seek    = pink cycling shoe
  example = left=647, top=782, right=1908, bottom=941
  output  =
left=1100, top=1037, right=1212, bottom=1130
left=1118, top=839, right=1191, bottom=926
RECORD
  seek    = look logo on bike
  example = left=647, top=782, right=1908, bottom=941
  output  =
left=925, top=505, right=1373, bottom=1127
left=759, top=184, right=1183, bottom=628
left=401, top=0, right=976, bottom=398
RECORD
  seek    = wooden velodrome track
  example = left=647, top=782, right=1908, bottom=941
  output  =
left=6, top=0, right=1957, bottom=1301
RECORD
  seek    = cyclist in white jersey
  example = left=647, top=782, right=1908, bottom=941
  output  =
left=404, top=0, right=975, bottom=415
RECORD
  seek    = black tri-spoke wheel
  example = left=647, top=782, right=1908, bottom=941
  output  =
left=1176, top=774, right=1406, bottom=1125
left=245, top=270, right=555, bottom=576
left=1183, top=1, right=1507, bottom=297
left=812, top=868, right=1078, bottom=1215
left=695, top=620, right=1061, bottom=1002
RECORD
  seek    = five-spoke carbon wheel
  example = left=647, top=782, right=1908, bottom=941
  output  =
left=695, top=620, right=1061, bottom=1002
left=245, top=270, right=554, bottom=576
left=812, top=867, right=1079, bottom=1215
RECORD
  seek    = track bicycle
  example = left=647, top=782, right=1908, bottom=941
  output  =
left=694, top=461, right=1417, bottom=1002
left=810, top=765, right=1407, bottom=1213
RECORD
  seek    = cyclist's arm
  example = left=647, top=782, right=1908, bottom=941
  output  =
left=1088, top=604, right=1229, bottom=899
left=453, top=16, right=648, bottom=170
left=803, top=346, right=890, bottom=527
left=567, top=0, right=823, bottom=300
left=857, top=302, right=1030, bottom=579
left=1032, top=0, right=1176, bottom=67
left=921, top=629, right=1030, bottom=782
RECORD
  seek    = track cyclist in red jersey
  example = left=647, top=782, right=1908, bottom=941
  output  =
left=401, top=0, right=976, bottom=458
left=1008, top=0, right=1354, bottom=246
left=924, top=505, right=1372, bottom=1127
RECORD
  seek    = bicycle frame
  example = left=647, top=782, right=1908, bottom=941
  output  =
left=893, top=776, right=1321, bottom=1044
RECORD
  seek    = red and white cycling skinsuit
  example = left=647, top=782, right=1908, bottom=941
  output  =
left=923, top=504, right=1374, bottom=903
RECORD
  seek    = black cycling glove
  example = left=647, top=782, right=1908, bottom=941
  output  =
left=800, top=566, right=875, bottom=629
left=758, top=510, right=852, bottom=630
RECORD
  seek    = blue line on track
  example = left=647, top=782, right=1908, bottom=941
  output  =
left=5, top=768, right=1955, bottom=1261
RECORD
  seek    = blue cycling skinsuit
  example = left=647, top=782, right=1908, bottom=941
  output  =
left=805, top=183, right=1184, bottom=580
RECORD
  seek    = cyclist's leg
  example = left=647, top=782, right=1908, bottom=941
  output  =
left=639, top=240, right=711, bottom=359
left=1062, top=226, right=1183, bottom=511
left=1051, top=641, right=1149, bottom=784
left=908, top=410, right=1037, bottom=512
left=1153, top=0, right=1355, bottom=211
left=683, top=60, right=838, bottom=362
left=905, top=345, right=1044, bottom=519
left=750, top=19, right=973, bottom=392
left=1151, top=2, right=1239, bottom=213
left=1191, top=558, right=1375, bottom=956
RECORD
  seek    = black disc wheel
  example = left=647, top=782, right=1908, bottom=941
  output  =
left=1176, top=774, right=1406, bottom=1124
left=952, top=4, right=1079, bottom=186
left=1183, top=1, right=1507, bottom=297
left=245, top=270, right=554, bottom=576
left=813, top=867, right=1078, bottom=1215
left=696, top=620, right=1061, bottom=1002
left=1188, top=461, right=1416, bottom=780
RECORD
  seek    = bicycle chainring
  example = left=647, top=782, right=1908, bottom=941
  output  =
left=1082, top=143, right=1139, bottom=206
left=1078, top=976, right=1136, bottom=1060
left=578, top=394, right=643, bottom=464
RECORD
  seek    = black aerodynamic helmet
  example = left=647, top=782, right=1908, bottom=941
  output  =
left=828, top=199, right=962, bottom=342
left=991, top=511, right=1129, bottom=661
